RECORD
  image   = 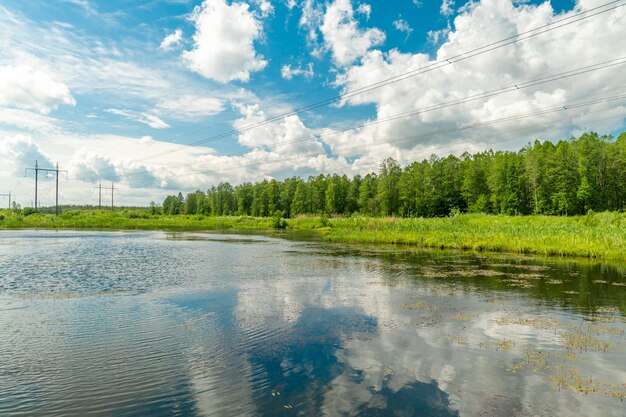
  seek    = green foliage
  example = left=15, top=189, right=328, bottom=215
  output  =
left=22, top=207, right=37, bottom=216
left=272, top=210, right=287, bottom=229
left=158, top=131, right=626, bottom=222
left=3, top=211, right=625, bottom=260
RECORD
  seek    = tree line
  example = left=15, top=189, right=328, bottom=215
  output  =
left=162, top=132, right=626, bottom=218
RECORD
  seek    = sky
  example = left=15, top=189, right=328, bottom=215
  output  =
left=0, top=0, right=624, bottom=207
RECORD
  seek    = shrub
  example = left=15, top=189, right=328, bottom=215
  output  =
left=272, top=210, right=287, bottom=229
left=22, top=207, right=37, bottom=216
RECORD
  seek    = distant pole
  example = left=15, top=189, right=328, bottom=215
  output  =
left=35, top=160, right=38, bottom=209
left=111, top=182, right=114, bottom=211
left=25, top=161, right=67, bottom=215
left=55, top=162, right=59, bottom=216
left=99, top=181, right=102, bottom=208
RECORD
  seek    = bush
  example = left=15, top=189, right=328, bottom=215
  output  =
left=272, top=210, right=287, bottom=229
left=22, top=207, right=37, bottom=216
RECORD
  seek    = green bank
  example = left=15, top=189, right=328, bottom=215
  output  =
left=1, top=209, right=625, bottom=260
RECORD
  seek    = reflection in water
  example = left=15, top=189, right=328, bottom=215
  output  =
left=0, top=230, right=625, bottom=416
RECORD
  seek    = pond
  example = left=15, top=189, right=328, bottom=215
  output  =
left=0, top=230, right=625, bottom=416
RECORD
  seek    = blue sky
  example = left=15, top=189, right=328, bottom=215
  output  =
left=0, top=0, right=624, bottom=206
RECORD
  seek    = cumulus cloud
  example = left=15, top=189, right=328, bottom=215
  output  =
left=183, top=0, right=268, bottom=83
left=327, top=0, right=626, bottom=166
left=0, top=134, right=55, bottom=175
left=254, top=0, right=274, bottom=18
left=356, top=3, right=371, bottom=20
left=70, top=150, right=120, bottom=182
left=393, top=18, right=413, bottom=41
left=159, top=28, right=183, bottom=50
left=105, top=109, right=171, bottom=129
left=0, top=64, right=75, bottom=114
left=320, top=0, right=385, bottom=67
left=441, top=0, right=455, bottom=17
left=281, top=62, right=314, bottom=80
left=234, top=103, right=324, bottom=155
left=427, top=22, right=451, bottom=45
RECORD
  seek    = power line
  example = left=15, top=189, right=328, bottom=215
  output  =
left=24, top=161, right=68, bottom=215
left=106, top=55, right=624, bottom=185
left=194, top=57, right=626, bottom=160
left=137, top=0, right=625, bottom=162
left=163, top=93, right=626, bottom=178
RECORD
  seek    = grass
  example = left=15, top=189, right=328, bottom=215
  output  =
left=1, top=209, right=625, bottom=260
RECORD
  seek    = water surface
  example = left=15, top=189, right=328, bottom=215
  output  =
left=1, top=230, right=625, bottom=416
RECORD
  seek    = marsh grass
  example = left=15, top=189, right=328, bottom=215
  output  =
left=2, top=210, right=626, bottom=260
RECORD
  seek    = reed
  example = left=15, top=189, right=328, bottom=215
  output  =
left=1, top=209, right=625, bottom=260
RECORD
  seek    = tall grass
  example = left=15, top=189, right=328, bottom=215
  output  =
left=1, top=209, right=624, bottom=260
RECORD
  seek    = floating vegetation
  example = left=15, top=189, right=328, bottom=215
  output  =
left=495, top=316, right=559, bottom=330
left=496, top=339, right=516, bottom=351
left=366, top=280, right=406, bottom=287
left=546, top=279, right=563, bottom=285
left=505, top=279, right=535, bottom=288
left=593, top=280, right=608, bottom=284
left=450, top=313, right=471, bottom=321
left=549, top=367, right=600, bottom=395
left=446, top=334, right=468, bottom=345
left=610, top=282, right=626, bottom=287
left=563, top=290, right=579, bottom=295
left=14, top=290, right=127, bottom=300
left=480, top=338, right=516, bottom=351
left=486, top=263, right=551, bottom=272
left=562, top=328, right=612, bottom=353
left=401, top=301, right=437, bottom=311
left=505, top=346, right=549, bottom=374
left=604, top=385, right=626, bottom=401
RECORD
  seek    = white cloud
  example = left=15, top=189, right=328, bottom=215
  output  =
left=393, top=18, right=413, bottom=41
left=183, top=0, right=268, bottom=83
left=0, top=64, right=75, bottom=114
left=320, top=0, right=385, bottom=67
left=0, top=134, right=55, bottom=175
left=441, top=0, right=455, bottom=17
left=281, top=62, right=314, bottom=80
left=234, top=103, right=323, bottom=155
left=105, top=109, right=171, bottom=129
left=356, top=3, right=371, bottom=20
left=0, top=107, right=60, bottom=132
left=159, top=28, right=183, bottom=50
left=327, top=0, right=626, bottom=166
left=156, top=95, right=224, bottom=120
left=69, top=150, right=119, bottom=182
left=254, top=0, right=274, bottom=18
left=427, top=22, right=451, bottom=45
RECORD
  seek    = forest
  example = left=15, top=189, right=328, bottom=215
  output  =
left=162, top=132, right=626, bottom=218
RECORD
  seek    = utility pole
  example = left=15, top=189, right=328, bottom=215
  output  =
left=25, top=161, right=68, bottom=215
left=103, top=182, right=118, bottom=211
left=0, top=192, right=10, bottom=208
left=94, top=181, right=102, bottom=208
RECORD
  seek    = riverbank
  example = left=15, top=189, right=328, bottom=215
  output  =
left=1, top=210, right=625, bottom=260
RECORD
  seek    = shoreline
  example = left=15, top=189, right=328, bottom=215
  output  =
left=1, top=211, right=625, bottom=261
